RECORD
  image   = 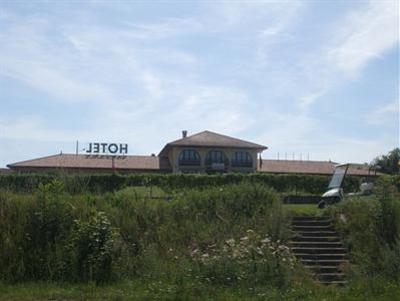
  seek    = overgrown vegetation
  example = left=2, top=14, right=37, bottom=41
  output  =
left=372, top=147, right=400, bottom=174
left=326, top=175, right=400, bottom=280
left=0, top=172, right=361, bottom=195
left=0, top=174, right=398, bottom=300
left=0, top=181, right=298, bottom=286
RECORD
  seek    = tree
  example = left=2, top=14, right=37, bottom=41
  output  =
left=372, top=148, right=400, bottom=174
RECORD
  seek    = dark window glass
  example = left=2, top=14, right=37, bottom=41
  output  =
left=231, top=151, right=252, bottom=167
left=179, top=149, right=201, bottom=166
left=205, top=150, right=227, bottom=165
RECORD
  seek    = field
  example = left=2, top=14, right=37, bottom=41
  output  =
left=0, top=174, right=399, bottom=300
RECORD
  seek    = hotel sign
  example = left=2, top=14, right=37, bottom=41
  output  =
left=85, top=143, right=128, bottom=155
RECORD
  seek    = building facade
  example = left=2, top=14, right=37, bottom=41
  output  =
left=6, top=130, right=372, bottom=176
left=158, top=131, right=266, bottom=173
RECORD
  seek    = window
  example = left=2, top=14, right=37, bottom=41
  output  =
left=179, top=149, right=201, bottom=166
left=231, top=151, right=253, bottom=167
left=205, top=150, right=227, bottom=165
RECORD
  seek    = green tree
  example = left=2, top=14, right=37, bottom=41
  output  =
left=372, top=148, right=400, bottom=174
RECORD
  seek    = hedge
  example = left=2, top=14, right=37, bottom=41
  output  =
left=0, top=172, right=362, bottom=195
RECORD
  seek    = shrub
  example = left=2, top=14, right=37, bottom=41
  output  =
left=191, top=230, right=297, bottom=288
left=326, top=175, right=400, bottom=276
left=70, top=211, right=118, bottom=283
left=0, top=172, right=362, bottom=195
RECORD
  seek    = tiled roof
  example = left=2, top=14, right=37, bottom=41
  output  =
left=7, top=154, right=373, bottom=176
left=8, top=154, right=171, bottom=171
left=258, top=159, right=373, bottom=176
left=159, top=130, right=267, bottom=156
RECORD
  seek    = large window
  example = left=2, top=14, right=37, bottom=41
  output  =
left=205, top=150, right=227, bottom=165
left=231, top=151, right=253, bottom=167
left=179, top=149, right=201, bottom=166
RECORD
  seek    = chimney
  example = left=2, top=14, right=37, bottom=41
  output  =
left=182, top=130, right=187, bottom=138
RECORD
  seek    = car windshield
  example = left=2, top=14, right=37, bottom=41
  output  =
left=328, top=165, right=348, bottom=189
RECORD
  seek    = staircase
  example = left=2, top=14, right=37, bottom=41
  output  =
left=290, top=215, right=348, bottom=285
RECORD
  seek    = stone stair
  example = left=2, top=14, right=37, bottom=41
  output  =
left=290, top=215, right=349, bottom=285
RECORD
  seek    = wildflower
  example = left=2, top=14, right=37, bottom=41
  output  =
left=260, top=237, right=270, bottom=244
left=225, top=238, right=235, bottom=246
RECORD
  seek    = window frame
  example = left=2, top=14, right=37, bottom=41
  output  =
left=205, top=149, right=228, bottom=166
left=178, top=149, right=201, bottom=166
left=231, top=151, right=253, bottom=168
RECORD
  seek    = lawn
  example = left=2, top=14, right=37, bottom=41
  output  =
left=1, top=278, right=400, bottom=301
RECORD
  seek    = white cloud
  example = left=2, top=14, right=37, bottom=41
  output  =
left=299, top=90, right=327, bottom=109
left=0, top=2, right=397, bottom=168
left=365, top=100, right=399, bottom=125
left=296, top=0, right=399, bottom=109
left=328, top=1, right=398, bottom=76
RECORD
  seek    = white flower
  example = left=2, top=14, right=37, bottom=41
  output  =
left=261, top=238, right=270, bottom=244
left=225, top=238, right=235, bottom=246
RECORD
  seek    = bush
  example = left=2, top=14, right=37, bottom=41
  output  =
left=70, top=211, right=118, bottom=283
left=0, top=172, right=362, bottom=195
left=191, top=230, right=297, bottom=288
left=0, top=182, right=292, bottom=285
left=326, top=175, right=400, bottom=277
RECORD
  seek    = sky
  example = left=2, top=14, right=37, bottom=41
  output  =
left=0, top=0, right=399, bottom=168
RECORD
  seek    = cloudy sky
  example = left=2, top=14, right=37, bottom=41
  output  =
left=0, top=0, right=399, bottom=167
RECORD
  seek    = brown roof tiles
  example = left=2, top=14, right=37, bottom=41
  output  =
left=8, top=154, right=171, bottom=171
left=259, top=159, right=372, bottom=176
left=159, top=130, right=267, bottom=156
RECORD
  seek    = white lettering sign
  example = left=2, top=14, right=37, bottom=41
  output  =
left=85, top=143, right=128, bottom=155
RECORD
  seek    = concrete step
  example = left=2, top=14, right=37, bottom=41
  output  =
left=292, top=225, right=335, bottom=232
left=291, top=236, right=341, bottom=242
left=295, top=253, right=347, bottom=260
left=292, top=247, right=347, bottom=254
left=293, top=231, right=337, bottom=237
left=291, top=215, right=348, bottom=285
left=301, top=259, right=349, bottom=266
left=292, top=220, right=332, bottom=227
left=290, top=241, right=344, bottom=248
left=305, top=265, right=342, bottom=273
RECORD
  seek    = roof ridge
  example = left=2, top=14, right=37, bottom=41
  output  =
left=7, top=153, right=64, bottom=167
left=262, top=159, right=335, bottom=164
left=165, top=130, right=267, bottom=149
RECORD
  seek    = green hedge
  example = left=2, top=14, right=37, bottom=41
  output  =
left=0, top=172, right=362, bottom=195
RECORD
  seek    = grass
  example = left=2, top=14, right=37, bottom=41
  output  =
left=283, top=204, right=320, bottom=215
left=1, top=278, right=400, bottom=301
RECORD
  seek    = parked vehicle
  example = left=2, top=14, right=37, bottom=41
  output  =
left=318, top=163, right=379, bottom=208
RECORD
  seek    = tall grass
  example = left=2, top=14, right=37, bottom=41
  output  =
left=0, top=181, right=296, bottom=286
left=326, top=175, right=400, bottom=278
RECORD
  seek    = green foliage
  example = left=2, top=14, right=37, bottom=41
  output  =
left=0, top=182, right=292, bottom=286
left=372, top=147, right=400, bottom=174
left=0, top=172, right=362, bottom=195
left=326, top=175, right=400, bottom=277
left=70, top=211, right=118, bottom=283
left=0, top=185, right=118, bottom=283
left=191, top=231, right=297, bottom=288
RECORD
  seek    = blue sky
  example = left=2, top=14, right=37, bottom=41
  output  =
left=0, top=0, right=399, bottom=167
